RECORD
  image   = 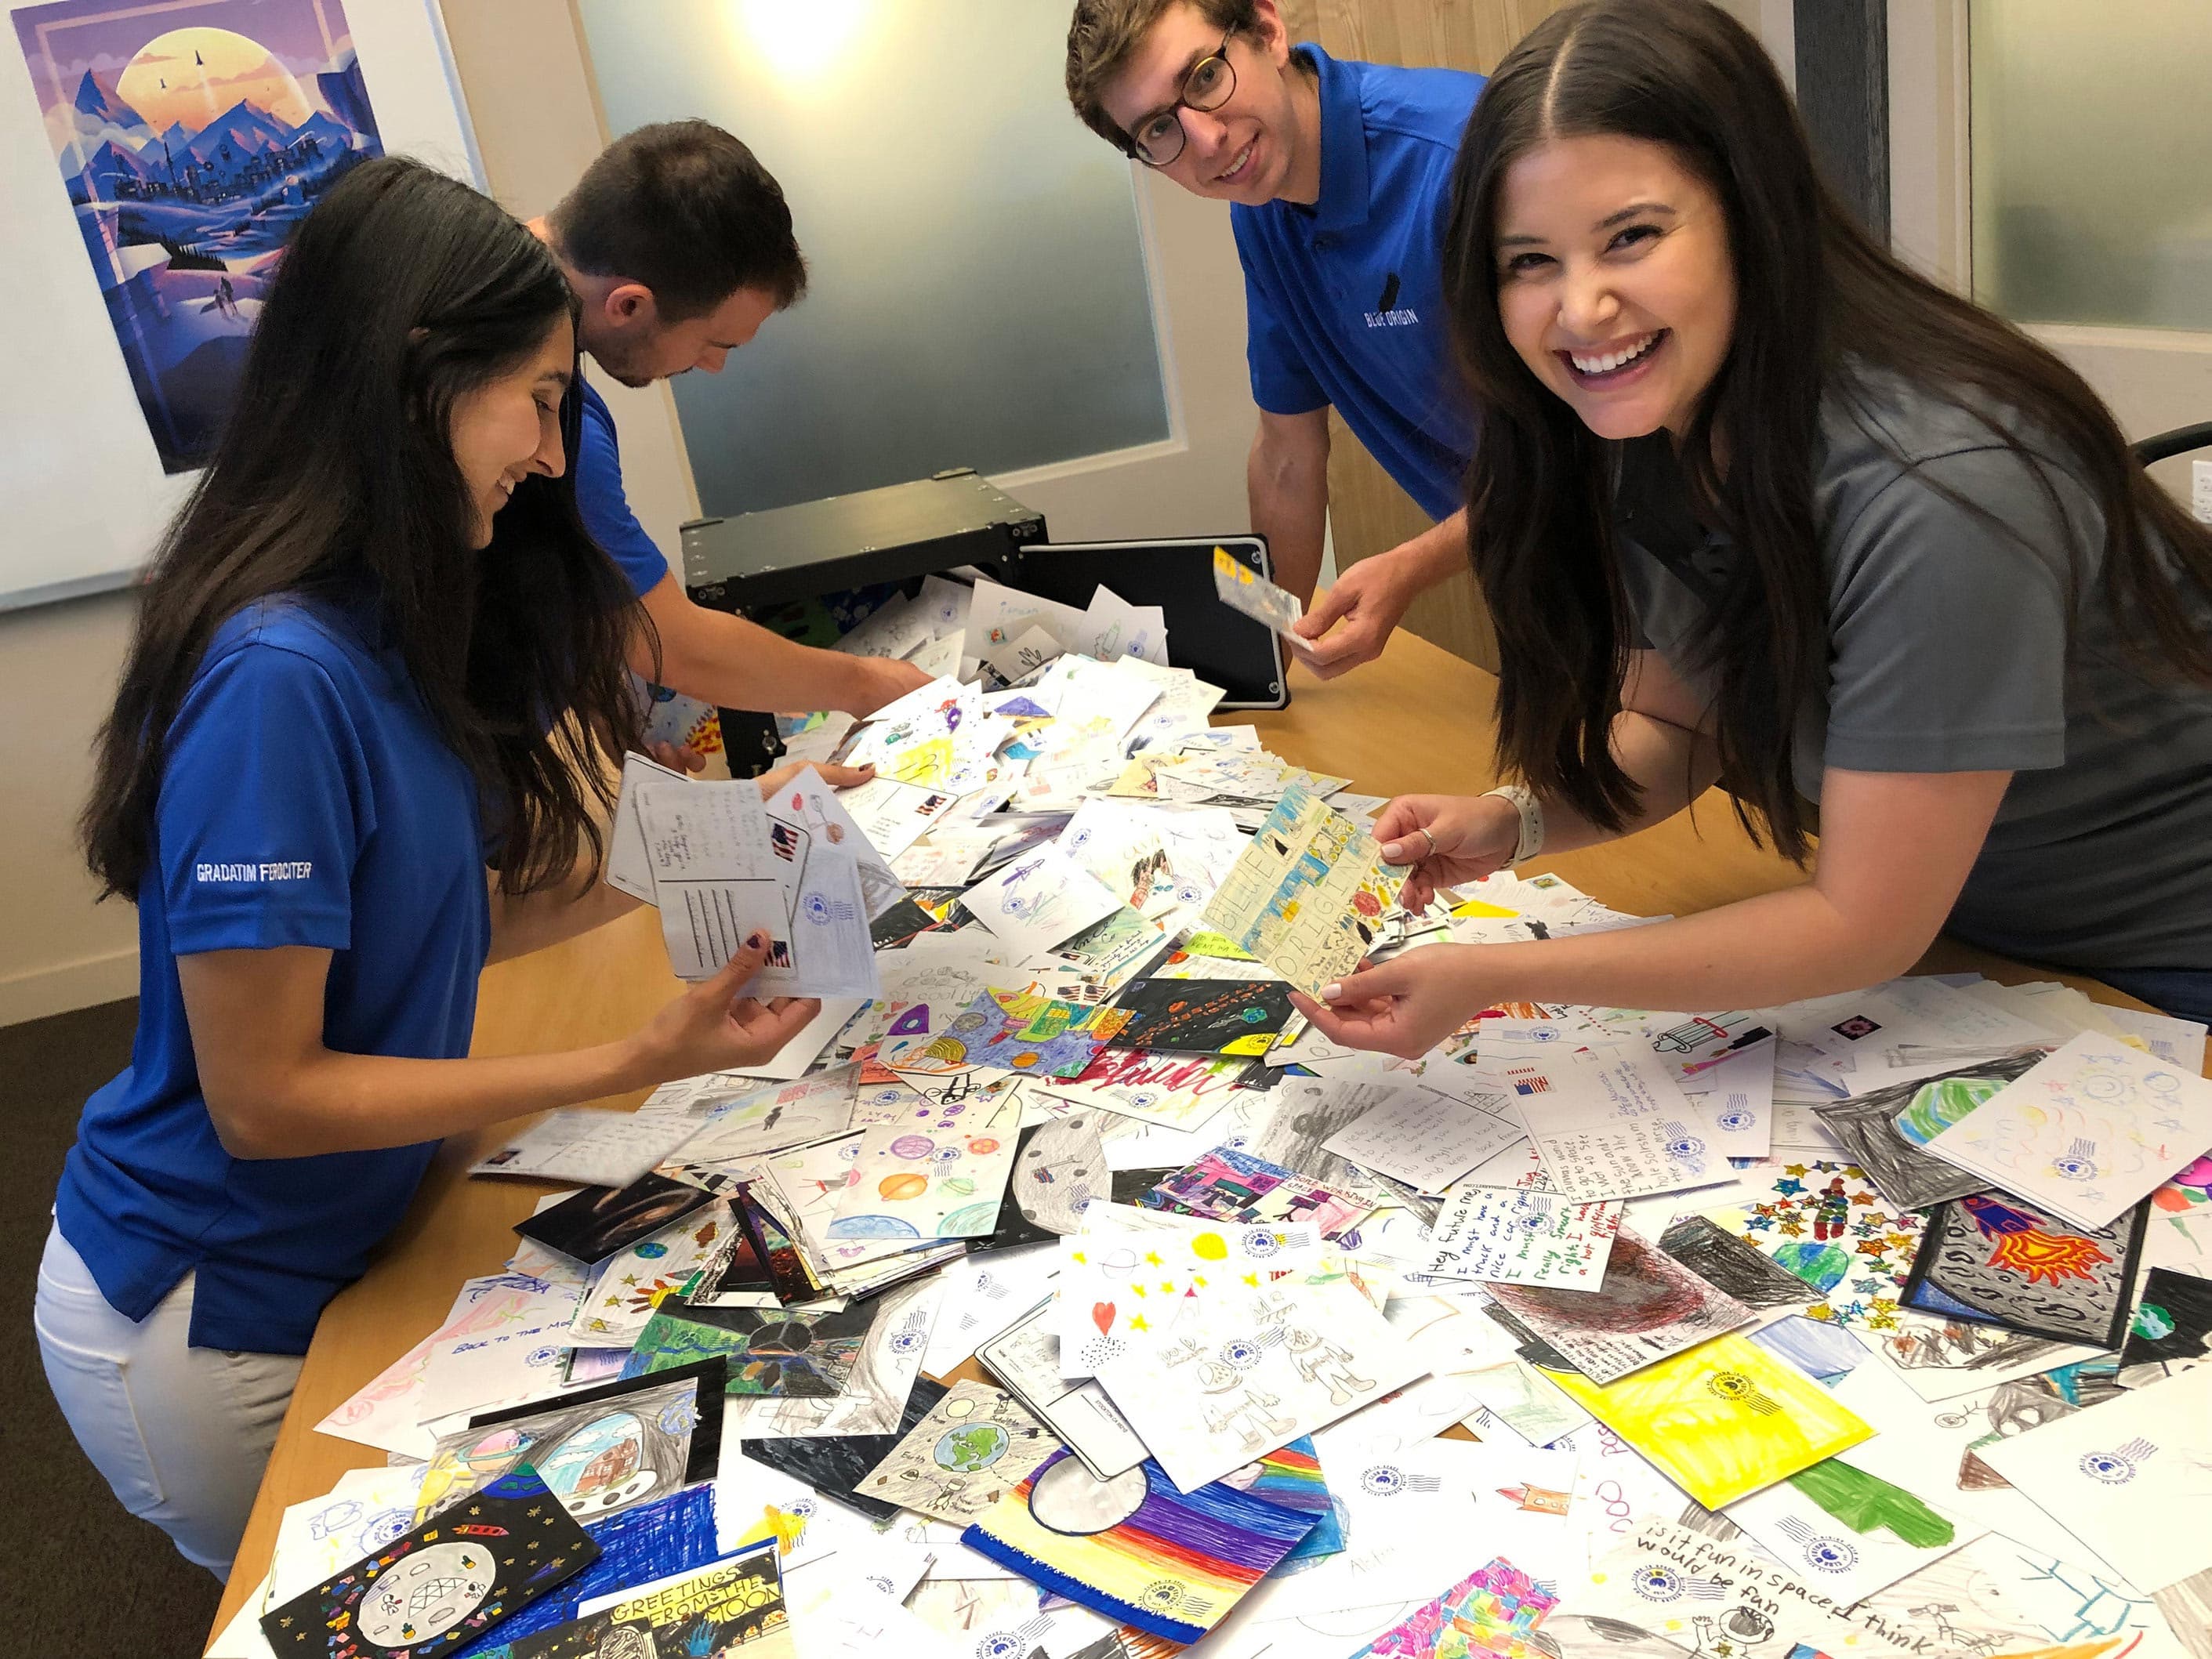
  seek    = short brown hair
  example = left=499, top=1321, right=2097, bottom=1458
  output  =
left=548, top=121, right=806, bottom=321
left=1065, top=0, right=1259, bottom=150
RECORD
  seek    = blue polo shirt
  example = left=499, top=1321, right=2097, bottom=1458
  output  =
left=578, top=379, right=673, bottom=597
left=1231, top=45, right=1482, bottom=523
left=55, top=597, right=491, bottom=1355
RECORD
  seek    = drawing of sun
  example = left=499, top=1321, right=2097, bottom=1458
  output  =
left=118, top=28, right=315, bottom=134
left=1983, top=1227, right=2111, bottom=1286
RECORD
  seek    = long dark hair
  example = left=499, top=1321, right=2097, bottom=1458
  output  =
left=1442, top=0, right=2212, bottom=861
left=84, top=157, right=647, bottom=900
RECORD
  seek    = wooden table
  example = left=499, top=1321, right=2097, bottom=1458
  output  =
left=209, top=629, right=2172, bottom=1643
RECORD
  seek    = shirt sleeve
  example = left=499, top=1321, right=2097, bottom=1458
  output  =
left=1231, top=211, right=1329, bottom=417
left=158, top=643, right=372, bottom=954
left=1820, top=444, right=2086, bottom=774
left=575, top=393, right=673, bottom=598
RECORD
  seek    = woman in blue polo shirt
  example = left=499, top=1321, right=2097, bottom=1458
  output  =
left=1295, top=0, right=2212, bottom=1056
left=36, top=158, right=828, bottom=1578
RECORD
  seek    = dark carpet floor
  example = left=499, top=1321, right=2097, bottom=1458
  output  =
left=6, top=998, right=223, bottom=1655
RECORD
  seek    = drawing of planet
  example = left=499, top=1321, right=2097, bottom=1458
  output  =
left=936, top=1422, right=1011, bottom=1472
left=891, top=1135, right=936, bottom=1160
left=879, top=1172, right=930, bottom=1201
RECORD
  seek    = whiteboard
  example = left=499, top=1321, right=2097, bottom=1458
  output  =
left=0, top=0, right=480, bottom=610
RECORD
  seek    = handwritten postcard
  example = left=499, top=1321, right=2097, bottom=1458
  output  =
left=1322, top=1088, right=1527, bottom=1195
left=1420, top=1184, right=1623, bottom=1288
left=1497, top=1044, right=1730, bottom=1203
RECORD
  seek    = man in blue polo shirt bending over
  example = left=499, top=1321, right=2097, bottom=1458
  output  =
left=529, top=122, right=930, bottom=722
left=1067, top=0, right=1479, bottom=677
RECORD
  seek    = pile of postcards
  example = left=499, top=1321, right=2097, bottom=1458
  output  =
left=217, top=571, right=2212, bottom=1659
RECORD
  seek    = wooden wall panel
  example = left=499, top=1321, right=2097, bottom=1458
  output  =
left=1274, top=0, right=1574, bottom=672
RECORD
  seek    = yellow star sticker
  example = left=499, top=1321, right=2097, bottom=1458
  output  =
left=1782, top=1163, right=1810, bottom=1177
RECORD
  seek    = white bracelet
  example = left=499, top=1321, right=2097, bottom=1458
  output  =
left=1481, top=784, right=1545, bottom=865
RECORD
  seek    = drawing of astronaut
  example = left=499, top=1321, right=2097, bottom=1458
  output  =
left=1197, top=1360, right=1297, bottom=1448
left=1284, top=1325, right=1374, bottom=1406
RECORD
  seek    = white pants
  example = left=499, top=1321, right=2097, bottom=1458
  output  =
left=34, top=1223, right=303, bottom=1581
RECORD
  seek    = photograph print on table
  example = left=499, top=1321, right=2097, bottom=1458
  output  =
left=1900, top=1190, right=2149, bottom=1350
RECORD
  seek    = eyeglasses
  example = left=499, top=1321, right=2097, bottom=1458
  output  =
left=1124, top=32, right=1237, bottom=168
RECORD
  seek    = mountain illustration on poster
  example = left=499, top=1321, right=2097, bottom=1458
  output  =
left=13, top=0, right=386, bottom=472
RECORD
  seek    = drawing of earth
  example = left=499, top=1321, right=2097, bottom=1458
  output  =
left=934, top=1422, right=1010, bottom=1472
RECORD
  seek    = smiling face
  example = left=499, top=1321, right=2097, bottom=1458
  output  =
left=1097, top=2, right=1319, bottom=205
left=588, top=282, right=779, bottom=387
left=448, top=317, right=572, bottom=549
left=1493, top=133, right=1736, bottom=441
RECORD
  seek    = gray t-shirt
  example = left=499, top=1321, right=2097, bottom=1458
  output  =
left=1612, top=372, right=2212, bottom=972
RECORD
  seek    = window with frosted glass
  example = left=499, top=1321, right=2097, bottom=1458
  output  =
left=575, top=0, right=1170, bottom=515
left=1971, top=0, right=2212, bottom=331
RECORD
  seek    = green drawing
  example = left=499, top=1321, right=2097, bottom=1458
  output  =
left=1786, top=1458, right=1956, bottom=1548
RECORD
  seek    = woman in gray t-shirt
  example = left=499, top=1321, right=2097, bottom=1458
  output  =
left=1296, top=0, right=2212, bottom=1056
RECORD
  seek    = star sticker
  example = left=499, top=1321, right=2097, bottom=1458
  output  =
left=1783, top=1163, right=1810, bottom=1177
left=1777, top=1219, right=1806, bottom=1237
left=1808, top=1303, right=1836, bottom=1321
left=1774, top=1178, right=1805, bottom=1197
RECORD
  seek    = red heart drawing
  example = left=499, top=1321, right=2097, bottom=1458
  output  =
left=1091, top=1302, right=1115, bottom=1335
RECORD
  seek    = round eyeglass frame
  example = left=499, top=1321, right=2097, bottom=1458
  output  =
left=1126, top=32, right=1238, bottom=168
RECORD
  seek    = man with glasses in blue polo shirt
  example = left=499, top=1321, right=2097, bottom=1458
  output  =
left=1066, top=0, right=1481, bottom=678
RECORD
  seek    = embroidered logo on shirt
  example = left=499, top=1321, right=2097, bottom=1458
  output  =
left=194, top=860, right=314, bottom=883
left=1364, top=270, right=1418, bottom=328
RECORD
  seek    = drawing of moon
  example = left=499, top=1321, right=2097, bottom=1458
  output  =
left=1028, top=1454, right=1149, bottom=1534
left=357, top=1541, right=495, bottom=1646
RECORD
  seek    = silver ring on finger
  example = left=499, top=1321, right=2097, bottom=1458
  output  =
left=1419, top=827, right=1438, bottom=860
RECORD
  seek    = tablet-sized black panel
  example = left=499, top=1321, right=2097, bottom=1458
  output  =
left=1006, top=536, right=1289, bottom=710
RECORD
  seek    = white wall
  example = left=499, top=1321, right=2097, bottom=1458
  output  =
left=0, top=0, right=1259, bottom=1026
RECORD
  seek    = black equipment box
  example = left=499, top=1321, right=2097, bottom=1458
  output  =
left=681, top=469, right=1289, bottom=775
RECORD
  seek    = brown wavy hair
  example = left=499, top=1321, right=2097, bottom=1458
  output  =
left=83, top=158, right=647, bottom=901
left=1442, top=0, right=2212, bottom=861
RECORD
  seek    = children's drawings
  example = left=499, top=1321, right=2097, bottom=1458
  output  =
left=1092, top=1261, right=1426, bottom=1493
left=1533, top=1332, right=1872, bottom=1509
left=961, top=845, right=1124, bottom=954
left=855, top=1379, right=1061, bottom=1524
left=1141, top=1146, right=1371, bottom=1241
left=1695, top=1160, right=1927, bottom=1331
left=1484, top=1228, right=1756, bottom=1384
left=827, top=1088, right=1020, bottom=1241
left=1982, top=1363, right=2212, bottom=1593
left=1924, top=1033, right=2212, bottom=1232
left=1200, top=784, right=1406, bottom=996
left=1900, top=1191, right=2149, bottom=1350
